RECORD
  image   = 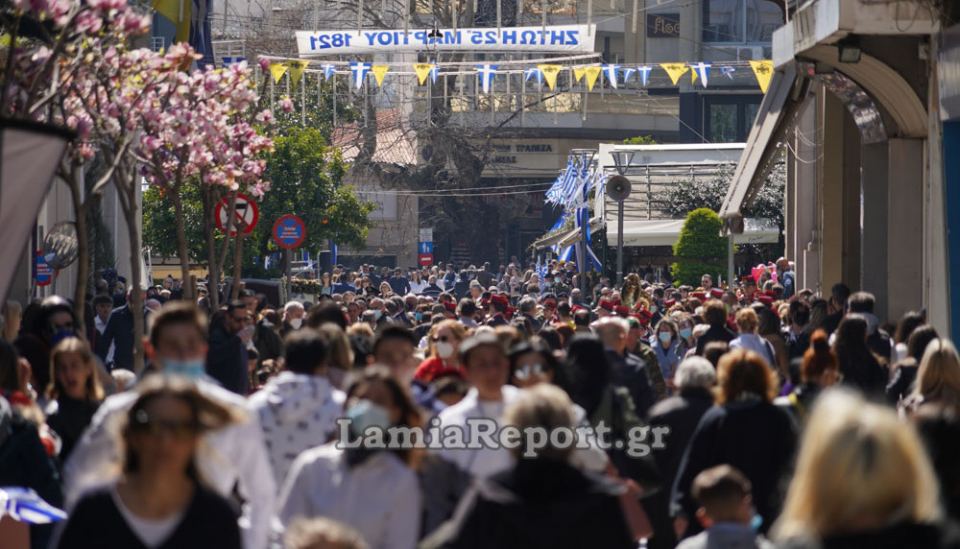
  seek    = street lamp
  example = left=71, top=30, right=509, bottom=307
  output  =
left=605, top=174, right=631, bottom=285
left=0, top=119, right=74, bottom=299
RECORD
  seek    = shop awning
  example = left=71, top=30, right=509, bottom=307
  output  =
left=606, top=218, right=780, bottom=248
left=531, top=228, right=574, bottom=250
left=719, top=62, right=802, bottom=220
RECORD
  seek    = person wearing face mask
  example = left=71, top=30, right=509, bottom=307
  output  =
left=414, top=321, right=466, bottom=384
left=64, top=302, right=276, bottom=549
left=675, top=315, right=697, bottom=357
left=652, top=319, right=682, bottom=394
left=278, top=367, right=422, bottom=549
left=281, top=301, right=306, bottom=337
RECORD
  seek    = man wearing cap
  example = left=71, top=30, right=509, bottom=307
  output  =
left=435, top=333, right=518, bottom=479
left=593, top=317, right=656, bottom=417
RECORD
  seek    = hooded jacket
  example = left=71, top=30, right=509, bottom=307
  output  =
left=248, top=371, right=344, bottom=486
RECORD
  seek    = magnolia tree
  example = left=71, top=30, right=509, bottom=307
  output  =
left=137, top=52, right=274, bottom=306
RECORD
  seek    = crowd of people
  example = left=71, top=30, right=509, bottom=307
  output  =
left=2, top=257, right=960, bottom=549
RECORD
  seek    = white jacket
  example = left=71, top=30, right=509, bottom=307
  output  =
left=64, top=379, right=276, bottom=549
left=278, top=444, right=420, bottom=549
left=247, top=371, right=345, bottom=487
left=434, top=386, right=519, bottom=479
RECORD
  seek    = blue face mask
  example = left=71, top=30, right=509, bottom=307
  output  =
left=164, top=358, right=205, bottom=379
left=372, top=310, right=382, bottom=321
left=415, top=312, right=423, bottom=322
left=658, top=331, right=672, bottom=344
left=679, top=327, right=693, bottom=340
left=750, top=513, right=763, bottom=532
left=346, top=399, right=392, bottom=436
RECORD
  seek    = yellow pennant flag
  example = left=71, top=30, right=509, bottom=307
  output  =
left=286, top=60, right=310, bottom=89
left=691, top=67, right=698, bottom=84
left=584, top=65, right=601, bottom=91
left=371, top=65, right=390, bottom=87
left=749, top=60, right=774, bottom=93
left=414, top=63, right=434, bottom=85
left=538, top=64, right=561, bottom=91
left=269, top=62, right=289, bottom=84
left=660, top=63, right=689, bottom=86
left=573, top=67, right=586, bottom=83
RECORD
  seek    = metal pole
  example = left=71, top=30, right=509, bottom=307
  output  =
left=727, top=232, right=735, bottom=289
left=617, top=199, right=624, bottom=284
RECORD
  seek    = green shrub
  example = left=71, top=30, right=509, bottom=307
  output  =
left=671, top=208, right=726, bottom=286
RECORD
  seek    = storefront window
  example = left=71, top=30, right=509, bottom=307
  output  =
left=704, top=95, right=763, bottom=142
left=702, top=0, right=783, bottom=43
left=707, top=103, right=738, bottom=143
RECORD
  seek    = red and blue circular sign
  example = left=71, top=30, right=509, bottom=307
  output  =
left=35, top=250, right=54, bottom=287
left=272, top=214, right=307, bottom=250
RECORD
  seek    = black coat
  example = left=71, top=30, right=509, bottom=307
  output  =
left=56, top=484, right=241, bottom=549
left=0, top=415, right=63, bottom=549
left=695, top=325, right=735, bottom=356
left=95, top=305, right=136, bottom=370
left=424, top=459, right=634, bottom=549
left=606, top=350, right=656, bottom=417
left=777, top=521, right=960, bottom=549
left=206, top=323, right=248, bottom=395
left=672, top=399, right=797, bottom=535
left=46, top=396, right=99, bottom=463
left=643, top=388, right=715, bottom=549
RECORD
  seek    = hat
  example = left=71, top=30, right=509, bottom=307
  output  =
left=691, top=291, right=707, bottom=301
left=459, top=332, right=504, bottom=363
left=741, top=277, right=757, bottom=287
left=632, top=309, right=653, bottom=325
left=709, top=288, right=724, bottom=299
left=757, top=295, right=774, bottom=307
left=664, top=299, right=677, bottom=308
left=596, top=299, right=616, bottom=312
left=614, top=305, right=630, bottom=317
left=443, top=301, right=457, bottom=313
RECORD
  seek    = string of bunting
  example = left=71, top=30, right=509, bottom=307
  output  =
left=264, top=59, right=777, bottom=93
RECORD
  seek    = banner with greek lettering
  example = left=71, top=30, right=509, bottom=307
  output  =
left=296, top=25, right=596, bottom=55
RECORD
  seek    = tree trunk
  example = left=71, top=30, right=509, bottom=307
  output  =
left=116, top=163, right=146, bottom=374
left=202, top=186, right=220, bottom=310
left=230, top=233, right=244, bottom=301
left=65, top=164, right=90, bottom=337
left=170, top=181, right=194, bottom=301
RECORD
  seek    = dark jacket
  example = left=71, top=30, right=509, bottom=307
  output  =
left=672, top=399, right=796, bottom=535
left=695, top=325, right=736, bottom=356
left=606, top=350, right=656, bottom=417
left=777, top=521, right=960, bottom=549
left=46, top=396, right=99, bottom=463
left=95, top=305, right=136, bottom=370
left=388, top=276, right=411, bottom=296
left=253, top=321, right=283, bottom=365
left=424, top=459, right=634, bottom=549
left=886, top=360, right=919, bottom=405
left=0, top=415, right=63, bottom=549
left=423, top=284, right=444, bottom=298
left=206, top=323, right=248, bottom=395
left=644, top=388, right=715, bottom=549
left=56, top=484, right=241, bottom=549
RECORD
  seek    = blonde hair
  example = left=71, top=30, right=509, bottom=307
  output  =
left=503, top=384, right=575, bottom=461
left=318, top=324, right=354, bottom=370
left=47, top=337, right=104, bottom=402
left=284, top=517, right=368, bottom=549
left=735, top=308, right=759, bottom=334
left=913, top=338, right=960, bottom=406
left=774, top=389, right=941, bottom=540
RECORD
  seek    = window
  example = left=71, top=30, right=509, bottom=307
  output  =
left=704, top=95, right=762, bottom=143
left=702, top=0, right=783, bottom=44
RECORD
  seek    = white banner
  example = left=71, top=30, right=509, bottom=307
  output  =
left=296, top=25, right=596, bottom=56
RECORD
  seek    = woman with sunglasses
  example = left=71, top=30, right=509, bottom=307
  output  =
left=56, top=376, right=243, bottom=549
left=508, top=338, right=564, bottom=390
left=413, top=320, right=467, bottom=383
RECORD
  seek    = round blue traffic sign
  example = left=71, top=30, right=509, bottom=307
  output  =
left=272, top=214, right=307, bottom=250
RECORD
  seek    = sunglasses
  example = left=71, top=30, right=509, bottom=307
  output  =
left=131, top=410, right=199, bottom=439
left=514, top=363, right=545, bottom=381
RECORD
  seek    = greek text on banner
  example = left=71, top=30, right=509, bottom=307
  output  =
left=296, top=25, right=596, bottom=55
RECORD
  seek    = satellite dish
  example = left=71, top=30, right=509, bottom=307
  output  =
left=605, top=175, right=632, bottom=202
left=42, top=222, right=79, bottom=269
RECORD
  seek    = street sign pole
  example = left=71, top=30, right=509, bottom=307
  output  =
left=617, top=198, right=625, bottom=285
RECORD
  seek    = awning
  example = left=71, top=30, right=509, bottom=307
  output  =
left=719, top=62, right=802, bottom=219
left=606, top=218, right=780, bottom=248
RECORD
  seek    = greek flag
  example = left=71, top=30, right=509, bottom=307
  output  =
left=0, top=488, right=67, bottom=524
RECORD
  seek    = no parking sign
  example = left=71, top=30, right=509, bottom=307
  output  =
left=272, top=214, right=307, bottom=250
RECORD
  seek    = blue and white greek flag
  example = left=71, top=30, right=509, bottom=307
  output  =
left=0, top=488, right=67, bottom=524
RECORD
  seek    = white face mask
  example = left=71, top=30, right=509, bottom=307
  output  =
left=289, top=318, right=303, bottom=330
left=436, top=341, right=455, bottom=359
